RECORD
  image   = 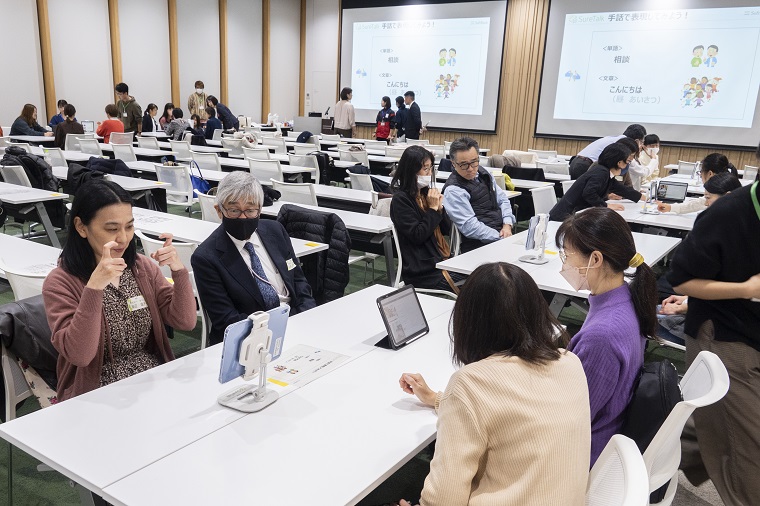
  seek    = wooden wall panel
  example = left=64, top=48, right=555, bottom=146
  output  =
left=358, top=0, right=758, bottom=168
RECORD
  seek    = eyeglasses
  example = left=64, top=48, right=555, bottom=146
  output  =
left=559, top=250, right=577, bottom=264
left=220, top=204, right=260, bottom=218
left=454, top=159, right=479, bottom=170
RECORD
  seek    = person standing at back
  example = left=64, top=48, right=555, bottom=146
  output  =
left=187, top=80, right=208, bottom=121
left=391, top=95, right=407, bottom=141
left=114, top=82, right=142, bottom=135
left=570, top=124, right=646, bottom=179
left=206, top=95, right=238, bottom=131
left=53, top=104, right=84, bottom=149
left=374, top=96, right=395, bottom=143
left=404, top=90, right=423, bottom=140
left=204, top=107, right=223, bottom=140
left=334, top=87, right=356, bottom=138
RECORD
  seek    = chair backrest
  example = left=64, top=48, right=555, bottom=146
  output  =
left=643, top=351, right=729, bottom=498
left=111, top=143, right=137, bottom=162
left=154, top=163, right=195, bottom=205
left=42, top=147, right=68, bottom=167
left=11, top=143, right=32, bottom=153
left=586, top=434, right=649, bottom=506
left=286, top=131, right=301, bottom=139
left=242, top=146, right=271, bottom=160
left=137, top=136, right=160, bottom=149
left=491, top=169, right=506, bottom=190
left=530, top=186, right=557, bottom=216
left=64, top=133, right=92, bottom=151
left=262, top=137, right=286, bottom=154
left=0, top=137, right=10, bottom=147
left=743, top=165, right=758, bottom=181
left=503, top=149, right=538, bottom=164
left=248, top=158, right=284, bottom=182
left=196, top=191, right=220, bottom=223
left=212, top=128, right=223, bottom=141
left=288, top=154, right=320, bottom=184
left=385, top=145, right=408, bottom=158
left=406, top=138, right=429, bottom=146
left=677, top=161, right=696, bottom=176
left=0, top=258, right=47, bottom=301
left=221, top=138, right=244, bottom=157
left=562, top=179, right=575, bottom=195
left=321, top=133, right=340, bottom=141
left=444, top=140, right=452, bottom=153
left=427, top=144, right=445, bottom=160
left=449, top=225, right=462, bottom=257
left=1, top=340, right=33, bottom=421
left=135, top=230, right=197, bottom=277
left=272, top=180, right=317, bottom=205
left=340, top=149, right=369, bottom=166
left=349, top=173, right=373, bottom=191
left=79, top=138, right=103, bottom=156
left=191, top=152, right=222, bottom=172
left=0, top=165, right=32, bottom=187
left=292, top=144, right=316, bottom=156
left=169, top=140, right=193, bottom=160
left=109, top=132, right=134, bottom=145
left=537, top=161, right=570, bottom=175
left=363, top=140, right=387, bottom=151
left=528, top=149, right=558, bottom=160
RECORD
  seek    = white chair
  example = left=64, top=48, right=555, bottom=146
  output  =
left=288, top=154, right=320, bottom=184
left=64, top=133, right=93, bottom=151
left=340, top=149, right=370, bottom=166
left=10, top=143, right=32, bottom=153
left=169, top=140, right=193, bottom=161
left=293, top=144, right=317, bottom=156
left=427, top=144, right=445, bottom=161
left=196, top=191, right=220, bottom=223
left=676, top=161, right=696, bottom=176
left=321, top=133, right=340, bottom=142
left=528, top=149, right=558, bottom=160
left=743, top=165, right=758, bottom=181
left=586, top=434, right=649, bottom=506
left=406, top=139, right=429, bottom=146
left=191, top=152, right=223, bottom=172
left=390, top=222, right=457, bottom=300
left=364, top=140, right=387, bottom=151
left=562, top=179, right=575, bottom=195
left=287, top=131, right=301, bottom=139
left=539, top=161, right=570, bottom=175
left=248, top=158, right=284, bottom=182
left=243, top=146, right=271, bottom=160
left=349, top=173, right=373, bottom=191
left=271, top=180, right=317, bottom=205
left=0, top=165, right=41, bottom=234
left=262, top=137, right=287, bottom=154
left=153, top=163, right=198, bottom=214
left=221, top=138, right=244, bottom=158
left=0, top=258, right=46, bottom=301
left=479, top=155, right=489, bottom=167
left=385, top=145, right=408, bottom=158
left=111, top=143, right=137, bottom=162
left=109, top=132, right=134, bottom=145
left=444, top=140, right=452, bottom=154
left=642, top=351, right=730, bottom=506
left=42, top=148, right=68, bottom=167
left=449, top=226, right=462, bottom=256
left=0, top=137, right=10, bottom=147
left=79, top=138, right=103, bottom=156
left=503, top=149, right=538, bottom=164
left=491, top=169, right=506, bottom=190
left=530, top=186, right=557, bottom=216
left=347, top=191, right=383, bottom=285
left=211, top=128, right=223, bottom=141
left=134, top=231, right=208, bottom=349
left=137, top=136, right=160, bottom=149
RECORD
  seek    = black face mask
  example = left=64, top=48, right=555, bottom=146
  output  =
left=222, top=216, right=259, bottom=241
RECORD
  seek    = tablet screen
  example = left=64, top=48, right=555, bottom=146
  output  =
left=657, top=182, right=688, bottom=202
left=377, top=285, right=429, bottom=349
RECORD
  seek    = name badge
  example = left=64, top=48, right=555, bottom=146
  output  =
left=381, top=122, right=386, bottom=126
left=286, top=259, right=297, bottom=271
left=123, top=112, right=128, bottom=117
left=127, top=295, right=148, bottom=312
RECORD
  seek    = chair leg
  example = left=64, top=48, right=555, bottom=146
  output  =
left=7, top=442, right=12, bottom=506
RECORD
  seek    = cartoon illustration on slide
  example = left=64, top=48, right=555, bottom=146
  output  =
left=448, top=48, right=457, bottom=66
left=682, top=84, right=691, bottom=98
left=691, top=45, right=704, bottom=67
left=682, top=91, right=695, bottom=107
left=704, top=45, right=718, bottom=67
left=439, top=48, right=447, bottom=66
left=680, top=76, right=722, bottom=108
left=354, top=68, right=367, bottom=78
left=433, top=73, right=461, bottom=100
left=564, top=70, right=581, bottom=82
left=694, top=91, right=705, bottom=108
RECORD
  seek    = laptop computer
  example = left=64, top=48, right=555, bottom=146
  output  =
left=81, top=120, right=95, bottom=133
left=656, top=181, right=689, bottom=204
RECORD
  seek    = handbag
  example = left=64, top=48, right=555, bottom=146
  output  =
left=188, top=160, right=211, bottom=195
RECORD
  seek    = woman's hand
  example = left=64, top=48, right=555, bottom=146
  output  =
left=398, top=500, right=419, bottom=506
left=608, top=203, right=625, bottom=211
left=657, top=201, right=672, bottom=212
left=399, top=373, right=437, bottom=407
left=150, top=233, right=185, bottom=272
left=87, top=241, right=127, bottom=290
left=426, top=188, right=443, bottom=211
left=660, top=295, right=688, bottom=314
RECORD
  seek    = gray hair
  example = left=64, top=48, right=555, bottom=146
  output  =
left=216, top=171, right=264, bottom=208
left=449, top=136, right=480, bottom=160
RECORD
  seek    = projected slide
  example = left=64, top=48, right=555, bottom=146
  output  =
left=554, top=7, right=760, bottom=129
left=350, top=17, right=490, bottom=116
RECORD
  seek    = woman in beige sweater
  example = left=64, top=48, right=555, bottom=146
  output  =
left=399, top=262, right=591, bottom=506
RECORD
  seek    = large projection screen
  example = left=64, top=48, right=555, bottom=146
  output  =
left=340, top=1, right=508, bottom=133
left=537, top=1, right=760, bottom=148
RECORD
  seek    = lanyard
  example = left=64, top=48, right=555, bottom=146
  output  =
left=752, top=181, right=760, bottom=222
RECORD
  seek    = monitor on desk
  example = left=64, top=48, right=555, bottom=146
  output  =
left=657, top=181, right=689, bottom=204
left=81, top=120, right=95, bottom=133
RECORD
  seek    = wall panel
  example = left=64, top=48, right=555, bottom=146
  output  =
left=176, top=0, right=220, bottom=112
left=227, top=0, right=263, bottom=119
left=118, top=0, right=172, bottom=111
left=268, top=0, right=301, bottom=122
left=0, top=0, right=47, bottom=126
left=304, top=0, right=339, bottom=116
left=48, top=0, right=113, bottom=122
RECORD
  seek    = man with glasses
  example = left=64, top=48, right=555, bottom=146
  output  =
left=442, top=137, right=516, bottom=253
left=191, top=172, right=316, bottom=345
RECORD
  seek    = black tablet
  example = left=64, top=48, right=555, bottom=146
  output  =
left=376, top=285, right=429, bottom=350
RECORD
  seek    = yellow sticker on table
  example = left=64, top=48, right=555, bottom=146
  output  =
left=544, top=249, right=558, bottom=255
left=304, top=242, right=320, bottom=247
left=268, top=378, right=289, bottom=387
left=50, top=193, right=62, bottom=196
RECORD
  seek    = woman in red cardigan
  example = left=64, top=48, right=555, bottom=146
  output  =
left=42, top=179, right=197, bottom=401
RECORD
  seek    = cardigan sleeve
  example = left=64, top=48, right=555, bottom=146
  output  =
left=669, top=196, right=706, bottom=215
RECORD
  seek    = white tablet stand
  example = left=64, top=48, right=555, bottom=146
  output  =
left=520, top=213, right=550, bottom=265
left=217, top=312, right=279, bottom=413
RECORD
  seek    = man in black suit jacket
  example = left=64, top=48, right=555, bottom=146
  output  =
left=404, top=90, right=422, bottom=140
left=191, top=172, right=316, bottom=345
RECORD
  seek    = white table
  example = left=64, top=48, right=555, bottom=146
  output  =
left=0, top=145, right=92, bottom=163
left=8, top=135, right=55, bottom=144
left=217, top=156, right=316, bottom=177
left=100, top=144, right=175, bottom=159
left=153, top=140, right=230, bottom=154
left=0, top=286, right=454, bottom=503
left=610, top=200, right=699, bottom=232
left=138, top=131, right=168, bottom=139
left=0, top=182, right=68, bottom=247
left=659, top=173, right=753, bottom=196
left=130, top=207, right=327, bottom=258
left=0, top=233, right=60, bottom=279
left=52, top=167, right=171, bottom=211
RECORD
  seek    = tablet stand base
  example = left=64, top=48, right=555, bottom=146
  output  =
left=519, top=254, right=549, bottom=265
left=374, top=334, right=393, bottom=349
left=218, top=385, right=279, bottom=413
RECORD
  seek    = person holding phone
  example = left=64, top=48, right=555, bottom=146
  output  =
left=42, top=180, right=197, bottom=402
left=397, top=263, right=590, bottom=505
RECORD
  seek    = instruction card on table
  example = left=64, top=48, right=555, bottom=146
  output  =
left=267, top=344, right=348, bottom=388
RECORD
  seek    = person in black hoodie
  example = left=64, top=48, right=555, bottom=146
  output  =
left=390, top=145, right=463, bottom=292
left=391, top=96, right=407, bottom=141
left=549, top=143, right=645, bottom=222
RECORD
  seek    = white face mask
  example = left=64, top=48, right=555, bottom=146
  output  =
left=196, top=88, right=204, bottom=94
left=649, top=147, right=659, bottom=156
left=417, top=176, right=431, bottom=188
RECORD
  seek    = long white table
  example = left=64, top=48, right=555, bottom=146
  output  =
left=8, top=135, right=55, bottom=144
left=153, top=140, right=230, bottom=154
left=0, top=233, right=60, bottom=279
left=611, top=199, right=699, bottom=232
left=660, top=173, right=753, bottom=196
left=0, top=181, right=68, bottom=247
left=0, top=286, right=455, bottom=504
left=100, top=143, right=175, bottom=159
left=0, top=145, right=93, bottom=163
left=52, top=167, right=170, bottom=211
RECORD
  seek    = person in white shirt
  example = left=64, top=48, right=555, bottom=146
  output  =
left=570, top=124, right=646, bottom=179
left=333, top=87, right=356, bottom=138
left=638, top=134, right=662, bottom=183
left=657, top=153, right=738, bottom=214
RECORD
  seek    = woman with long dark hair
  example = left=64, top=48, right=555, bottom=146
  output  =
left=159, top=102, right=174, bottom=130
left=657, top=153, right=737, bottom=213
left=555, top=207, right=657, bottom=466
left=374, top=96, right=395, bottom=143
left=42, top=179, right=197, bottom=401
left=10, top=103, right=53, bottom=136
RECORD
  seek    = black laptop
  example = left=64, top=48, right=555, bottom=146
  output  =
left=656, top=181, right=689, bottom=204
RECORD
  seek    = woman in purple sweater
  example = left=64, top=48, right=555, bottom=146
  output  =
left=555, top=207, right=658, bottom=466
